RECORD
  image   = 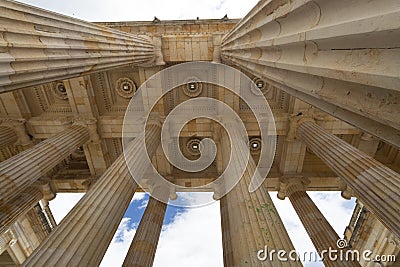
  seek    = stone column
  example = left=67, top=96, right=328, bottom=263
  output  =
left=297, top=120, right=400, bottom=239
left=0, top=126, right=17, bottom=150
left=0, top=0, right=155, bottom=92
left=278, top=178, right=360, bottom=267
left=33, top=203, right=51, bottom=234
left=1, top=229, right=28, bottom=264
left=0, top=187, right=43, bottom=236
left=219, top=195, right=234, bottom=266
left=0, top=125, right=89, bottom=205
left=41, top=200, right=57, bottom=229
left=23, top=123, right=161, bottom=267
left=122, top=186, right=169, bottom=267
left=218, top=126, right=301, bottom=266
left=0, top=229, right=16, bottom=256
left=221, top=0, right=400, bottom=147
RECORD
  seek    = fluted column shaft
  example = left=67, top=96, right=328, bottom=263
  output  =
left=0, top=0, right=155, bottom=92
left=23, top=124, right=161, bottom=267
left=297, top=120, right=400, bottom=239
left=221, top=0, right=400, bottom=147
left=283, top=181, right=359, bottom=267
left=0, top=187, right=43, bottom=236
left=33, top=203, right=51, bottom=234
left=122, top=187, right=168, bottom=267
left=219, top=127, right=301, bottom=266
left=0, top=126, right=17, bottom=149
left=220, top=196, right=234, bottom=266
left=0, top=125, right=89, bottom=205
left=41, top=200, right=57, bottom=229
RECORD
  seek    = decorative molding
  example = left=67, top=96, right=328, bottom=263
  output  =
left=115, top=78, right=137, bottom=99
left=182, top=77, right=203, bottom=98
left=250, top=77, right=270, bottom=96
left=187, top=138, right=201, bottom=156
left=249, top=137, right=261, bottom=154
left=277, top=176, right=310, bottom=200
left=52, top=82, right=68, bottom=100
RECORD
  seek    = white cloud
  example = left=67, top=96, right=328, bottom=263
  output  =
left=270, top=192, right=356, bottom=267
left=100, top=218, right=137, bottom=267
left=308, top=192, right=356, bottom=236
left=50, top=192, right=354, bottom=267
left=137, top=199, right=149, bottom=210
left=153, top=199, right=223, bottom=267
left=49, top=193, right=85, bottom=224
left=131, top=192, right=146, bottom=203
left=99, top=193, right=222, bottom=267
left=51, top=193, right=140, bottom=267
left=170, top=192, right=216, bottom=207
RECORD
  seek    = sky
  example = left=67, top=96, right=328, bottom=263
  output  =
left=50, top=191, right=356, bottom=267
left=15, top=0, right=259, bottom=21
left=18, top=0, right=357, bottom=266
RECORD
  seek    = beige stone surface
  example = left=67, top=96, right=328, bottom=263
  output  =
left=0, top=125, right=89, bottom=206
left=221, top=0, right=400, bottom=148
left=0, top=187, right=43, bottom=236
left=0, top=0, right=398, bottom=266
left=219, top=126, right=301, bottom=266
left=297, top=120, right=400, bottom=239
left=22, top=124, right=161, bottom=266
left=0, top=0, right=155, bottom=92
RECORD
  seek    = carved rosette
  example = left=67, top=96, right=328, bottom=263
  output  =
left=250, top=77, right=271, bottom=96
left=52, top=82, right=68, bottom=100
left=249, top=137, right=261, bottom=154
left=115, top=78, right=137, bottom=98
left=186, top=138, right=201, bottom=156
left=182, top=77, right=203, bottom=97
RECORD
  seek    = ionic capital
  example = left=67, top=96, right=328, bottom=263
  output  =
left=72, top=118, right=100, bottom=143
left=213, top=179, right=226, bottom=200
left=35, top=178, right=56, bottom=201
left=147, top=175, right=176, bottom=202
left=149, top=184, right=170, bottom=202
left=286, top=114, right=315, bottom=141
left=82, top=177, right=98, bottom=191
left=340, top=183, right=355, bottom=200
left=277, top=176, right=310, bottom=200
left=0, top=118, right=32, bottom=146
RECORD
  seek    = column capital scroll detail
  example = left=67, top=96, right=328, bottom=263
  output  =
left=72, top=118, right=100, bottom=144
left=277, top=176, right=310, bottom=200
left=34, top=178, right=56, bottom=201
left=287, top=114, right=315, bottom=142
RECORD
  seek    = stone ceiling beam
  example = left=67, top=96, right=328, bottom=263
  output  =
left=0, top=0, right=155, bottom=92
left=221, top=0, right=400, bottom=147
left=64, top=76, right=111, bottom=175
left=279, top=98, right=311, bottom=174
